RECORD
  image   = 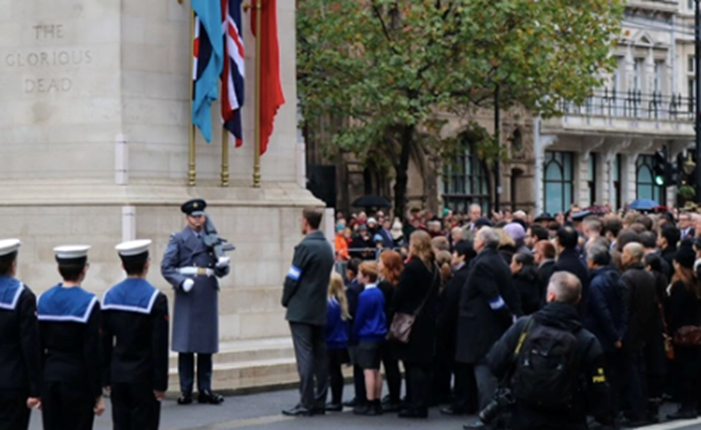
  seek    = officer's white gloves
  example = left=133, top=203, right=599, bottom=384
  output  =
left=216, top=256, right=230, bottom=269
left=182, top=278, right=194, bottom=293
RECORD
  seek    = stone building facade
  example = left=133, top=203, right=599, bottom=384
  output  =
left=310, top=1, right=697, bottom=217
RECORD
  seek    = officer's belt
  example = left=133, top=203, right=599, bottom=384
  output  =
left=178, top=267, right=215, bottom=277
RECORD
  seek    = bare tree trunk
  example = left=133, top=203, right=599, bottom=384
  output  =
left=393, top=125, right=413, bottom=221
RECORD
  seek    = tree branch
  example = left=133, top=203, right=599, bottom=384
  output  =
left=371, top=1, right=400, bottom=56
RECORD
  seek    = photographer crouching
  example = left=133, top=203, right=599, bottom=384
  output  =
left=483, top=272, right=610, bottom=430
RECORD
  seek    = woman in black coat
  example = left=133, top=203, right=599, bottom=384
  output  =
left=666, top=245, right=701, bottom=420
left=389, top=230, right=439, bottom=419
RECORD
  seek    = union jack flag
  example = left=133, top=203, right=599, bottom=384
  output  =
left=221, top=0, right=245, bottom=147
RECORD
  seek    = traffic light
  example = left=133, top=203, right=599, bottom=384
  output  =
left=653, top=151, right=666, bottom=186
left=653, top=149, right=678, bottom=187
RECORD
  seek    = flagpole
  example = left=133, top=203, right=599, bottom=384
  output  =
left=221, top=125, right=229, bottom=187
left=252, top=0, right=262, bottom=188
left=188, top=8, right=197, bottom=187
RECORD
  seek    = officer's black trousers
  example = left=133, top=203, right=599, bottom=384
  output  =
left=0, top=396, right=30, bottom=430
left=41, top=381, right=94, bottom=430
left=111, top=383, right=160, bottom=430
left=178, top=353, right=213, bottom=394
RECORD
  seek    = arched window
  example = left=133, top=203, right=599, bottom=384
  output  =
left=636, top=155, right=664, bottom=204
left=443, top=139, right=490, bottom=214
left=543, top=151, right=574, bottom=215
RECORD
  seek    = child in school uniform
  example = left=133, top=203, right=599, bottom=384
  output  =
left=353, top=262, right=388, bottom=416
left=325, top=272, right=351, bottom=411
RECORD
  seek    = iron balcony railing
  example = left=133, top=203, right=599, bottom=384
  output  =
left=557, top=88, right=695, bottom=121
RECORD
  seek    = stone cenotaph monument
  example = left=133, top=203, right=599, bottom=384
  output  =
left=0, top=0, right=314, bottom=390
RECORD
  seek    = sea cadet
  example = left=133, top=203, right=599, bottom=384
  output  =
left=102, top=239, right=169, bottom=430
left=0, top=239, right=41, bottom=430
left=37, top=245, right=104, bottom=430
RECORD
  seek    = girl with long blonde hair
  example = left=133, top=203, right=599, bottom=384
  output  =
left=326, top=272, right=350, bottom=410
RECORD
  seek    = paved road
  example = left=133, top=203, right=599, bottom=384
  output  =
left=25, top=387, right=701, bottom=430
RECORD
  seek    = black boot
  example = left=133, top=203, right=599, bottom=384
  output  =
left=667, top=403, right=698, bottom=420
left=646, top=398, right=661, bottom=424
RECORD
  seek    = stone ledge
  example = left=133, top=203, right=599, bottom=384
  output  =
left=0, top=182, right=321, bottom=207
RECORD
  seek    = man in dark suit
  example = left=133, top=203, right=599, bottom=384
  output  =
left=679, top=212, right=695, bottom=239
left=282, top=208, right=335, bottom=417
left=161, top=199, right=230, bottom=405
left=553, top=226, right=590, bottom=319
left=456, top=228, right=521, bottom=430
left=439, top=240, right=477, bottom=416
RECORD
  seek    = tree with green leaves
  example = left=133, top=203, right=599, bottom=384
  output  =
left=297, top=0, right=625, bottom=217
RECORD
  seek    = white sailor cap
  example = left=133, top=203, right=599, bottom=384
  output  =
left=115, top=239, right=152, bottom=257
left=53, top=245, right=90, bottom=262
left=0, top=239, right=21, bottom=257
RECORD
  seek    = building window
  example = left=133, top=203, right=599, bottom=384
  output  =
left=442, top=139, right=490, bottom=214
left=636, top=154, right=664, bottom=204
left=587, top=154, right=597, bottom=207
left=543, top=151, right=574, bottom=215
left=613, top=154, right=622, bottom=211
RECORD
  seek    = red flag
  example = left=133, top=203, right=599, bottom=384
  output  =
left=250, top=0, right=285, bottom=156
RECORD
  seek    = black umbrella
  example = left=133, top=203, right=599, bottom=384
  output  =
left=352, top=195, right=392, bottom=208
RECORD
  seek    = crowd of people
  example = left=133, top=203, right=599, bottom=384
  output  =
left=313, top=203, right=701, bottom=429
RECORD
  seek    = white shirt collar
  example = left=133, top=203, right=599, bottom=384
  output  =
left=364, top=283, right=378, bottom=290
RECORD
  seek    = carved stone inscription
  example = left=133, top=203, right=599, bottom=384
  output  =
left=3, top=24, right=94, bottom=94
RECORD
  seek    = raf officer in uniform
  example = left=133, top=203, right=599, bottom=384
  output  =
left=162, top=199, right=230, bottom=405
left=281, top=208, right=335, bottom=416
left=0, top=239, right=41, bottom=430
left=102, top=240, right=169, bottom=430
left=37, top=245, right=104, bottom=430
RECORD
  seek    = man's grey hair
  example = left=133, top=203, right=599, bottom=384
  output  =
left=586, top=244, right=611, bottom=267
left=547, top=271, right=582, bottom=305
left=583, top=216, right=603, bottom=233
left=469, top=204, right=482, bottom=214
left=623, top=242, right=644, bottom=263
left=451, top=227, right=464, bottom=238
left=477, top=227, right=500, bottom=248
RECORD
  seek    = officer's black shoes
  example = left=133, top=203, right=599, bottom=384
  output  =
left=197, top=391, right=224, bottom=405
left=353, top=400, right=383, bottom=416
left=282, top=404, right=313, bottom=417
left=382, top=401, right=402, bottom=413
left=342, top=397, right=359, bottom=408
left=325, top=402, right=343, bottom=412
left=619, top=418, right=648, bottom=428
left=463, top=419, right=494, bottom=430
left=440, top=405, right=468, bottom=416
left=667, top=404, right=698, bottom=420
left=398, top=407, right=428, bottom=419
left=177, top=394, right=193, bottom=405
left=310, top=406, right=326, bottom=415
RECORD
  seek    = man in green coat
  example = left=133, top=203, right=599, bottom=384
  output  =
left=281, top=208, right=335, bottom=417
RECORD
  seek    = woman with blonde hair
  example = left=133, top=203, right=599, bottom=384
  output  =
left=325, top=272, right=351, bottom=411
left=389, top=230, right=439, bottom=418
left=377, top=250, right=404, bottom=411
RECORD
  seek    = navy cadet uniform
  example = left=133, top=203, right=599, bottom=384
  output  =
left=161, top=199, right=230, bottom=405
left=37, top=245, right=102, bottom=430
left=0, top=239, right=41, bottom=430
left=102, top=240, right=169, bottom=430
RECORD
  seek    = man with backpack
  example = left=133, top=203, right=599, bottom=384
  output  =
left=487, top=271, right=609, bottom=430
